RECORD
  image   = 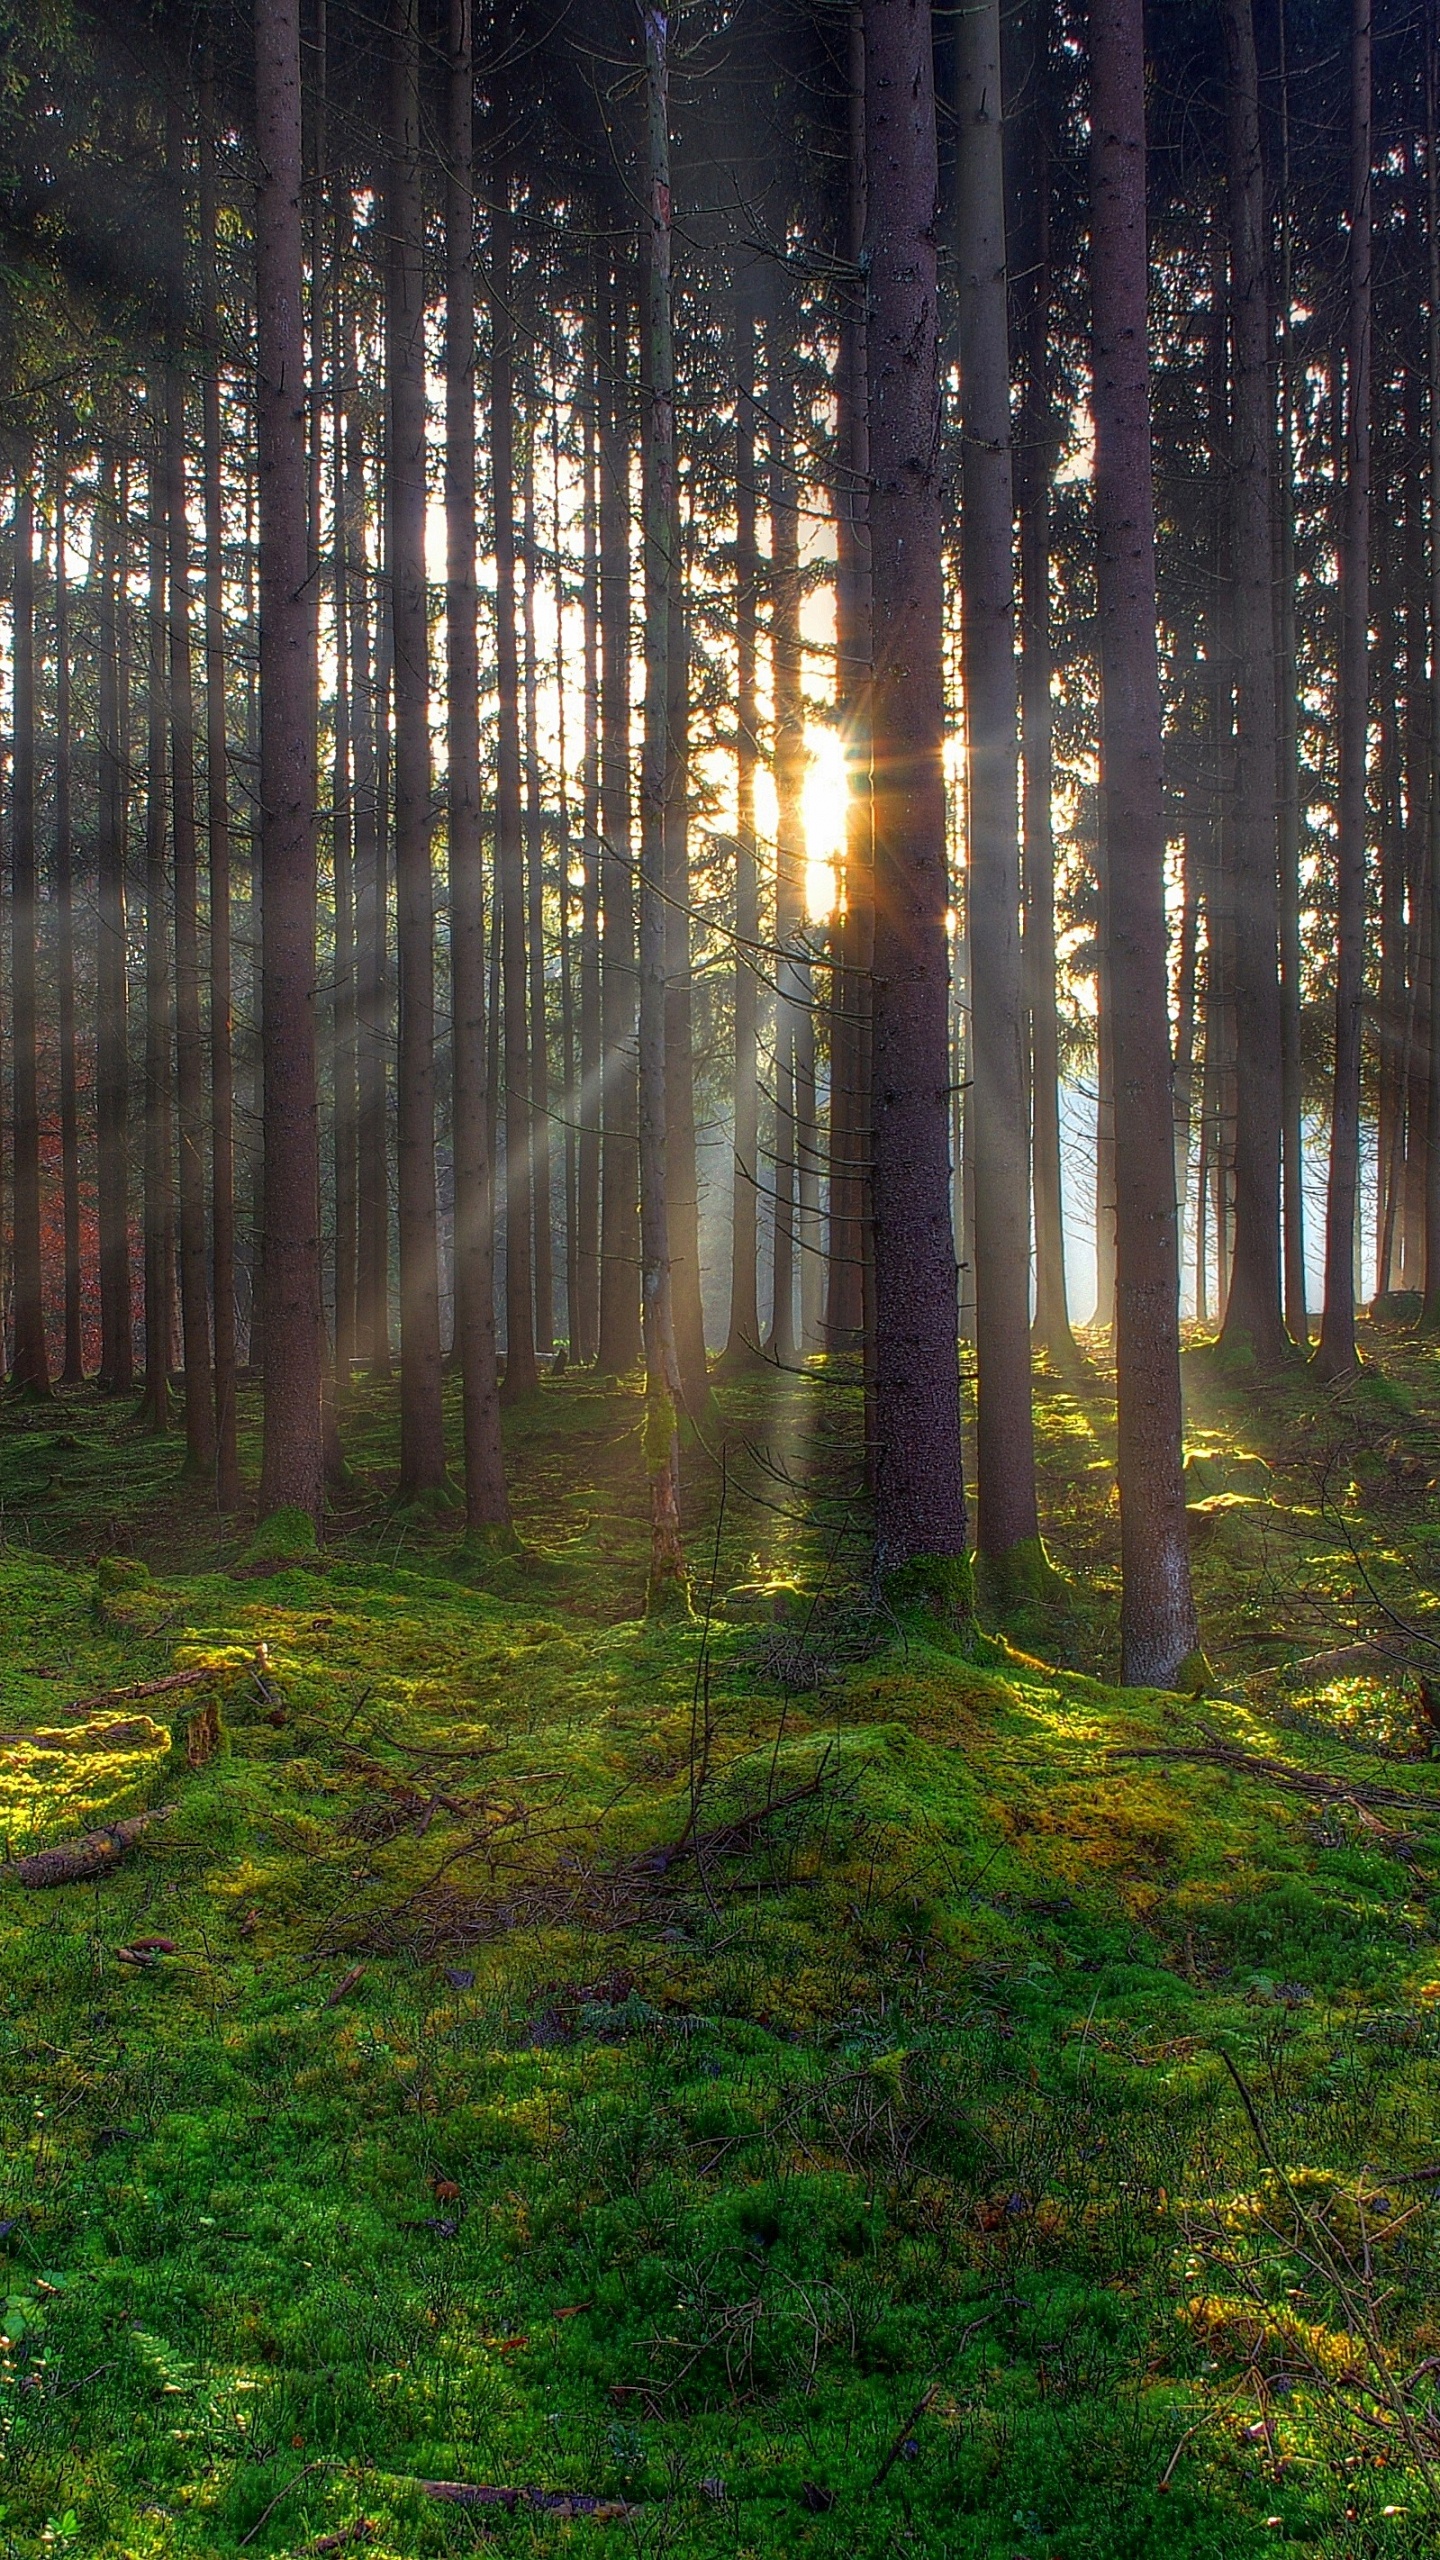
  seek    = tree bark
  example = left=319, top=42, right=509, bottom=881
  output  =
left=446, top=0, right=510, bottom=1536
left=200, top=56, right=240, bottom=1501
left=1275, top=4, right=1307, bottom=1343
left=138, top=427, right=173, bottom=1432
left=352, top=378, right=390, bottom=1378
left=767, top=315, right=806, bottom=1372
left=1315, top=0, right=1372, bottom=1380
left=596, top=259, right=643, bottom=1375
left=956, top=0, right=1041, bottom=1572
left=489, top=120, right=539, bottom=1405
left=1217, top=0, right=1288, bottom=1365
left=330, top=193, right=358, bottom=1391
left=52, top=474, right=84, bottom=1383
left=521, top=439, right=555, bottom=1359
left=388, top=0, right=448, bottom=1488
left=95, top=448, right=133, bottom=1394
left=723, top=259, right=764, bottom=1368
left=9, top=460, right=49, bottom=1395
left=254, top=0, right=325, bottom=1523
left=664, top=517, right=708, bottom=1404
left=639, top=0, right=688, bottom=1612
left=575, top=323, right=602, bottom=1365
left=863, top=0, right=967, bottom=1587
left=1089, top=0, right=1200, bottom=1684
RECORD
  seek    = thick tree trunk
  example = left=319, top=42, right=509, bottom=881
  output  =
left=139, top=434, right=174, bottom=1432
left=1013, top=0, right=1075, bottom=1368
left=52, top=479, right=84, bottom=1383
left=826, top=5, right=875, bottom=1381
left=95, top=450, right=133, bottom=1394
left=388, top=0, right=448, bottom=1489
left=164, top=121, right=218, bottom=1480
left=956, top=0, right=1041, bottom=1573
left=9, top=462, right=49, bottom=1395
left=1217, top=0, right=1288, bottom=1365
left=254, top=0, right=325, bottom=1523
left=446, top=0, right=509, bottom=1537
left=1275, top=17, right=1307, bottom=1342
left=1315, top=0, right=1372, bottom=1381
left=639, top=0, right=688, bottom=1612
left=330, top=200, right=358, bottom=1390
left=596, top=260, right=643, bottom=1375
left=767, top=323, right=805, bottom=1371
left=863, top=0, right=967, bottom=1588
left=200, top=60, right=239, bottom=1502
left=352, top=393, right=390, bottom=1379
left=1090, top=0, right=1200, bottom=1685
left=575, top=336, right=602, bottom=1365
left=521, top=444, right=555, bottom=1360
left=1426, top=30, right=1440, bottom=1326
left=490, top=139, right=539, bottom=1405
left=664, top=541, right=709, bottom=1404
left=723, top=262, right=764, bottom=1368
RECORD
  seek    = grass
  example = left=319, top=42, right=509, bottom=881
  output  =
left=2, top=1335, right=1440, bottom=2555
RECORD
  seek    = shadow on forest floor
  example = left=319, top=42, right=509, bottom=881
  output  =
left=2, top=1330, right=1440, bottom=2553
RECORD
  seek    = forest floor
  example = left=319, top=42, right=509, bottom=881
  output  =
left=5, top=1329, right=1440, bottom=2557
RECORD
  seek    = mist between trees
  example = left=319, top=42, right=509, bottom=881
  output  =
left=0, top=0, right=1429, bottom=1681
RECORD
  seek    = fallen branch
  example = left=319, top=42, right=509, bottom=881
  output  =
left=238, top=2457, right=331, bottom=2548
left=39, top=1669, right=217, bottom=1724
left=4, top=1806, right=175, bottom=1889
left=415, top=2480, right=637, bottom=2521
left=0, top=1717, right=167, bottom=1755
left=1112, top=1730, right=1440, bottom=1821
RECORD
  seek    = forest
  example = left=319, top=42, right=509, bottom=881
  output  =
left=4, top=0, right=1440, bottom=2548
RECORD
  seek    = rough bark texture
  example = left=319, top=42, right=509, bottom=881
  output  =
left=767, top=323, right=806, bottom=1372
left=1090, top=0, right=1200, bottom=1685
left=52, top=480, right=84, bottom=1383
left=956, top=0, right=1040, bottom=1566
left=388, top=0, right=448, bottom=1487
left=522, top=450, right=555, bottom=1359
left=446, top=0, right=510, bottom=1535
left=139, top=438, right=174, bottom=1432
left=1315, top=0, right=1372, bottom=1381
left=490, top=126, right=539, bottom=1404
left=863, top=0, right=967, bottom=1583
left=165, top=155, right=218, bottom=1479
left=9, top=463, right=50, bottom=1396
left=254, top=0, right=325, bottom=1524
left=639, top=0, right=688, bottom=1612
left=95, top=450, right=133, bottom=1394
left=722, top=263, right=763, bottom=1368
left=201, top=61, right=239, bottom=1502
left=596, top=261, right=643, bottom=1375
left=1217, top=0, right=1288, bottom=1366
left=575, top=337, right=602, bottom=1365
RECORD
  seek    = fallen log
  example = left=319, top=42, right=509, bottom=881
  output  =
left=24, top=1669, right=217, bottom=1727
left=4, top=1806, right=175, bottom=1889
left=1113, top=1730, right=1440, bottom=1820
left=416, top=2481, right=637, bottom=2521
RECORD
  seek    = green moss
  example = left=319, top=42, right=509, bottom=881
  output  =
left=243, top=1504, right=320, bottom=1569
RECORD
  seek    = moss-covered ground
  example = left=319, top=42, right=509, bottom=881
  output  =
left=5, top=1330, right=1440, bottom=2556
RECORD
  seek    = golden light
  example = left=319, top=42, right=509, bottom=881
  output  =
left=802, top=725, right=847, bottom=919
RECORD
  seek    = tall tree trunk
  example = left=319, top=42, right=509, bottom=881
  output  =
left=956, top=0, right=1041, bottom=1575
left=1013, top=0, right=1075, bottom=1367
left=53, top=475, right=84, bottom=1383
left=330, top=196, right=358, bottom=1390
left=596, top=259, right=643, bottom=1375
left=1090, top=0, right=1201, bottom=1684
left=201, top=57, right=240, bottom=1501
left=1217, top=0, right=1288, bottom=1364
left=95, top=449, right=133, bottom=1393
left=490, top=126, right=539, bottom=1404
left=446, top=0, right=509, bottom=1534
left=166, top=106, right=218, bottom=1479
left=139, top=427, right=174, bottom=1432
left=1426, top=24, right=1440, bottom=1327
left=767, top=319, right=805, bottom=1370
left=521, top=440, right=555, bottom=1359
left=388, top=0, right=448, bottom=1487
left=254, top=0, right=325, bottom=1523
left=723, top=260, right=764, bottom=1367
left=863, top=0, right=967, bottom=1589
left=9, top=460, right=49, bottom=1395
left=352, top=386, right=390, bottom=1377
left=826, top=6, right=876, bottom=1397
left=575, top=327, right=602, bottom=1365
left=639, top=0, right=687, bottom=1611
left=1275, top=3, right=1308, bottom=1343
left=1315, top=0, right=1372, bottom=1380
left=664, top=522, right=709, bottom=1403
